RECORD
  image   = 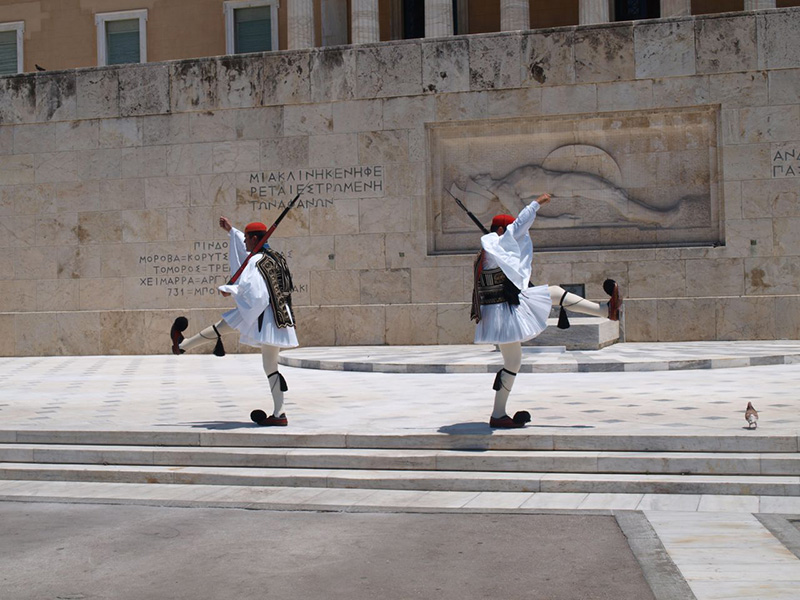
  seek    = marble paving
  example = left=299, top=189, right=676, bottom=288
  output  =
left=1, top=345, right=799, bottom=600
left=647, top=511, right=800, bottom=600
left=1, top=345, right=800, bottom=434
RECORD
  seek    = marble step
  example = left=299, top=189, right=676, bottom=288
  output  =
left=1, top=463, right=798, bottom=496
left=3, top=430, right=797, bottom=453
left=1, top=444, right=798, bottom=476
left=3, top=480, right=800, bottom=514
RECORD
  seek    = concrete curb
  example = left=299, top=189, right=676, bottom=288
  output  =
left=615, top=511, right=697, bottom=600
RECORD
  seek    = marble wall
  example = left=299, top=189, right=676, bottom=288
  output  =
left=1, top=8, right=799, bottom=355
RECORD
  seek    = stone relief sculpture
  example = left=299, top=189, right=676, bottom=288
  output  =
left=429, top=108, right=720, bottom=252
left=448, top=155, right=703, bottom=230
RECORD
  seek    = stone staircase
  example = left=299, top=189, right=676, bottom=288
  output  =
left=1, top=430, right=797, bottom=498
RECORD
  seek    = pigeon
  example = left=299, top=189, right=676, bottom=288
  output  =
left=745, top=402, right=758, bottom=429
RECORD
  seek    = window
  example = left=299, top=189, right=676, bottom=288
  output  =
left=224, top=1, right=279, bottom=54
left=0, top=21, right=24, bottom=76
left=321, top=0, right=348, bottom=47
left=614, top=0, right=660, bottom=20
left=96, top=10, right=147, bottom=66
left=402, top=0, right=425, bottom=39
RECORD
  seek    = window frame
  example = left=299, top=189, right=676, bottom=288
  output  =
left=95, top=9, right=148, bottom=67
left=0, top=21, right=25, bottom=74
left=224, top=0, right=280, bottom=55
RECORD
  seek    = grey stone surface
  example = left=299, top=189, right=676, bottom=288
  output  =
left=76, top=68, right=120, bottom=120
left=34, top=72, right=77, bottom=123
left=118, top=65, right=171, bottom=117
left=522, top=28, right=576, bottom=87
left=695, top=14, right=758, bottom=74
left=574, top=24, right=635, bottom=83
left=422, top=38, right=470, bottom=94
left=615, top=511, right=698, bottom=600
left=0, top=504, right=657, bottom=600
left=757, top=9, right=800, bottom=70
left=468, top=33, right=522, bottom=90
left=526, top=317, right=619, bottom=350
left=170, top=59, right=218, bottom=112
left=0, top=75, right=36, bottom=124
left=768, top=69, right=800, bottom=106
left=756, top=514, right=800, bottom=560
left=310, top=47, right=357, bottom=103
left=263, top=51, right=312, bottom=105
left=710, top=71, right=768, bottom=108
left=216, top=55, right=262, bottom=110
left=356, top=43, right=422, bottom=98
left=634, top=19, right=695, bottom=78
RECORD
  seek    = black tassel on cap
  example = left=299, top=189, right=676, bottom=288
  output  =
left=603, top=279, right=617, bottom=296
left=212, top=324, right=226, bottom=357
left=557, top=291, right=570, bottom=330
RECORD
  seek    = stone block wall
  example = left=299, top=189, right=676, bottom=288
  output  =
left=1, top=8, right=799, bottom=355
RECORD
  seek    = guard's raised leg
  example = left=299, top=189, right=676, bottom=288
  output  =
left=173, top=319, right=234, bottom=354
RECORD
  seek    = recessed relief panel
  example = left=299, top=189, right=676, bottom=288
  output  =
left=428, top=107, right=721, bottom=253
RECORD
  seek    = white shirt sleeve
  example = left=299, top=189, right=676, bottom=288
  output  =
left=479, top=201, right=540, bottom=291
left=506, top=201, right=540, bottom=240
left=218, top=259, right=271, bottom=328
left=229, top=227, right=248, bottom=272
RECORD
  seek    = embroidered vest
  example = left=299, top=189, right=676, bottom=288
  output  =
left=255, top=250, right=294, bottom=329
left=471, top=250, right=522, bottom=323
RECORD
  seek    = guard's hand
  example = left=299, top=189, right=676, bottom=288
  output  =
left=536, top=193, right=552, bottom=205
left=219, top=216, right=232, bottom=232
left=220, top=291, right=231, bottom=297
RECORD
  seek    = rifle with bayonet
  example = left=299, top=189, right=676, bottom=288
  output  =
left=226, top=192, right=301, bottom=285
left=444, top=187, right=489, bottom=234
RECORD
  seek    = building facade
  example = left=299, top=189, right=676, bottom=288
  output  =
left=0, top=1, right=799, bottom=75
left=0, top=4, right=799, bottom=355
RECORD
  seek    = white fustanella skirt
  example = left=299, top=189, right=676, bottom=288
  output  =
left=474, top=284, right=552, bottom=344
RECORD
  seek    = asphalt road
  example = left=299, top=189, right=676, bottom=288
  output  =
left=0, top=502, right=656, bottom=600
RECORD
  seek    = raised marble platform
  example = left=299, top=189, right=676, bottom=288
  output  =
left=278, top=340, right=800, bottom=373
left=526, top=316, right=620, bottom=350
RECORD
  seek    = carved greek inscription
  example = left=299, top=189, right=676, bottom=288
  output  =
left=243, top=165, right=385, bottom=210
left=138, top=241, right=230, bottom=296
left=773, top=147, right=800, bottom=178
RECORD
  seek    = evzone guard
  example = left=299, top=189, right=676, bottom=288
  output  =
left=170, top=199, right=299, bottom=427
left=470, top=192, right=622, bottom=428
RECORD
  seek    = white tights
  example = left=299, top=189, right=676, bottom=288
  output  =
left=261, top=344, right=284, bottom=417
left=547, top=285, right=607, bottom=318
left=180, top=319, right=286, bottom=417
left=493, top=342, right=522, bottom=419
left=491, top=287, right=607, bottom=418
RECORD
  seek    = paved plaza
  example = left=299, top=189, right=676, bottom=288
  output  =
left=2, top=342, right=800, bottom=434
left=1, top=342, right=800, bottom=599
